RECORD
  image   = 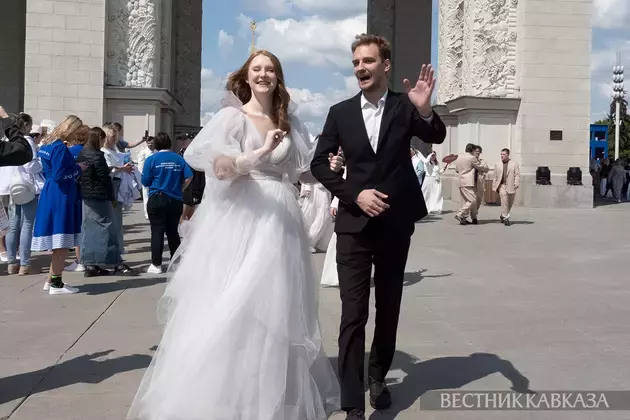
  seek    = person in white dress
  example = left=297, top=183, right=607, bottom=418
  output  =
left=300, top=181, right=333, bottom=252
left=421, top=151, right=447, bottom=214
left=320, top=183, right=342, bottom=287
left=126, top=50, right=341, bottom=420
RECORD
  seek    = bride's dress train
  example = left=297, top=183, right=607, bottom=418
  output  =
left=127, top=99, right=340, bottom=419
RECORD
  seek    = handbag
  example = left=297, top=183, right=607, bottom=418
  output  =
left=9, top=171, right=36, bottom=205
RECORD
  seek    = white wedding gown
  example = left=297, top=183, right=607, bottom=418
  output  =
left=421, top=159, right=444, bottom=214
left=127, top=100, right=340, bottom=420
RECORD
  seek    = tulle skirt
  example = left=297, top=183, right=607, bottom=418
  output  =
left=127, top=174, right=341, bottom=420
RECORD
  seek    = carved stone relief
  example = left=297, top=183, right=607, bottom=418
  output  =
left=437, top=0, right=518, bottom=101
left=106, top=0, right=159, bottom=88
left=437, top=0, right=465, bottom=103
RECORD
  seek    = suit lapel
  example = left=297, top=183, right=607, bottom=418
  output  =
left=376, top=91, right=400, bottom=152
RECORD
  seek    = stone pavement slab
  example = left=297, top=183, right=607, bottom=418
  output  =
left=1, top=201, right=629, bottom=420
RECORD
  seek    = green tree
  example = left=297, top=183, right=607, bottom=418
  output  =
left=593, top=92, right=630, bottom=161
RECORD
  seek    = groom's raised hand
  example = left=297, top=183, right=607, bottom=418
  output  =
left=356, top=189, right=389, bottom=217
left=402, top=64, right=436, bottom=118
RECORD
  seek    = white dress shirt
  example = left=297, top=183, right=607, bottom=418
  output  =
left=360, top=90, right=433, bottom=153
left=361, top=90, right=388, bottom=153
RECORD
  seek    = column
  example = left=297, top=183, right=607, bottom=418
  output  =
left=367, top=0, right=432, bottom=92
left=173, top=0, right=202, bottom=130
left=0, top=0, right=26, bottom=114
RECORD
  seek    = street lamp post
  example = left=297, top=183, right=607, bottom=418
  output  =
left=612, top=53, right=624, bottom=160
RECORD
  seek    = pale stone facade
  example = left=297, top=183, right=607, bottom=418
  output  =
left=0, top=0, right=202, bottom=157
left=431, top=0, right=594, bottom=208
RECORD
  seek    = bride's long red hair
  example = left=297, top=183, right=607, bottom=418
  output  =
left=226, top=50, right=291, bottom=135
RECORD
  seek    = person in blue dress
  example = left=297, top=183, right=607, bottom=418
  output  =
left=141, top=132, right=193, bottom=274
left=32, top=115, right=88, bottom=295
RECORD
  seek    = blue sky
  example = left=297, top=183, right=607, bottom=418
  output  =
left=200, top=0, right=630, bottom=132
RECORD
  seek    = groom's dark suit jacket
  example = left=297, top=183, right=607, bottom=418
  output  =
left=311, top=90, right=447, bottom=234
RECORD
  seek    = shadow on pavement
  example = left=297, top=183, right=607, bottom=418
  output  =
left=328, top=351, right=533, bottom=420
left=0, top=350, right=152, bottom=406
left=79, top=276, right=166, bottom=295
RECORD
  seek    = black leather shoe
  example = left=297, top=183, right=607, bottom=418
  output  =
left=455, top=215, right=469, bottom=225
left=83, top=266, right=110, bottom=277
left=369, top=378, right=392, bottom=409
left=472, top=218, right=478, bottom=225
left=345, top=409, right=365, bottom=419
left=114, top=264, right=138, bottom=276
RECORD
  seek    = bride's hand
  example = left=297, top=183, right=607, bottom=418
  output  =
left=263, top=129, right=286, bottom=153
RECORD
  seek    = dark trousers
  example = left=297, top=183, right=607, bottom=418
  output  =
left=336, top=219, right=413, bottom=411
left=147, top=193, right=183, bottom=266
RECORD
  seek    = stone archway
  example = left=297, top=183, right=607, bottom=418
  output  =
left=0, top=0, right=202, bottom=154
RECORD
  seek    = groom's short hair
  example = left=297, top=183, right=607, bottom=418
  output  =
left=351, top=34, right=392, bottom=63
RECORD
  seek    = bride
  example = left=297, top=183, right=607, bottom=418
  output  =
left=127, top=50, right=341, bottom=420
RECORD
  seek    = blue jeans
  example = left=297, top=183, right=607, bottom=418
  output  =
left=6, top=197, right=38, bottom=266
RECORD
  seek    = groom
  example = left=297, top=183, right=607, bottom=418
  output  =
left=311, top=34, right=446, bottom=419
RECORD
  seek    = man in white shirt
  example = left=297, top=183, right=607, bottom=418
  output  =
left=310, top=34, right=447, bottom=420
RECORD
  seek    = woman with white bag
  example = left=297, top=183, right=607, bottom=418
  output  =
left=6, top=114, right=45, bottom=275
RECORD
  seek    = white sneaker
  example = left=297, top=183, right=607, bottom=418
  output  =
left=64, top=261, right=85, bottom=272
left=49, top=284, right=79, bottom=295
left=43, top=281, right=51, bottom=291
left=65, top=261, right=78, bottom=271
left=147, top=264, right=163, bottom=274
left=0, top=252, right=7, bottom=263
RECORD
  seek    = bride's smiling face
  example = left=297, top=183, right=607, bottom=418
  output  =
left=247, top=55, right=277, bottom=96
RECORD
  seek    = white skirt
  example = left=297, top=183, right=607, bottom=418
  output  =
left=320, top=233, right=338, bottom=287
left=127, top=175, right=341, bottom=420
left=421, top=176, right=444, bottom=213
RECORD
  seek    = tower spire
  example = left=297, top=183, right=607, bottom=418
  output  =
left=250, top=21, right=257, bottom=54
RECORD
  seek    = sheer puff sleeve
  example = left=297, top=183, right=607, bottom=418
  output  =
left=285, top=114, right=317, bottom=184
left=183, top=107, right=260, bottom=180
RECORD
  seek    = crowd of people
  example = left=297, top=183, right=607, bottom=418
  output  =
left=1, top=30, right=624, bottom=420
left=590, top=157, right=630, bottom=202
left=0, top=113, right=202, bottom=294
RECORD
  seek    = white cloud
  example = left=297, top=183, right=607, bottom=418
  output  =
left=237, top=13, right=367, bottom=68
left=593, top=0, right=630, bottom=29
left=241, top=0, right=366, bottom=19
left=218, top=30, right=235, bottom=55
left=200, top=68, right=229, bottom=125
left=288, top=75, right=358, bottom=133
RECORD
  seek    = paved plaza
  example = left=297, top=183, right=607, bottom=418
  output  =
left=1, top=200, right=629, bottom=420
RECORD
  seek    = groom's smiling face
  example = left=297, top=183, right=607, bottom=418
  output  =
left=352, top=44, right=390, bottom=93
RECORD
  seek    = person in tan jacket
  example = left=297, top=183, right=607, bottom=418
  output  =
left=454, top=144, right=485, bottom=225
left=492, top=148, right=520, bottom=226
left=472, top=145, right=489, bottom=220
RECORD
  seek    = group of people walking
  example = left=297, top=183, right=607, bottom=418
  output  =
left=453, top=143, right=520, bottom=226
